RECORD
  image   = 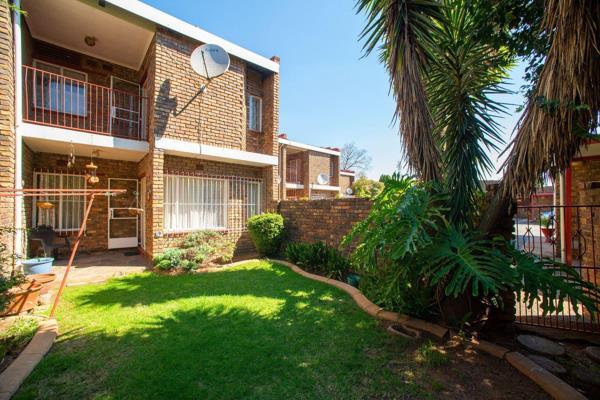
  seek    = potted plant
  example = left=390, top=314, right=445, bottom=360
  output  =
left=539, top=213, right=555, bottom=243
left=1, top=227, right=40, bottom=316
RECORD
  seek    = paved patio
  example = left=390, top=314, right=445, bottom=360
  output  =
left=51, top=250, right=149, bottom=287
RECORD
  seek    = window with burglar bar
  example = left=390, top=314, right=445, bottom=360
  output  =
left=34, top=172, right=86, bottom=232
left=163, top=174, right=263, bottom=233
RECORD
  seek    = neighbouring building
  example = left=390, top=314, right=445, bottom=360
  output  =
left=278, top=134, right=354, bottom=200
left=0, top=0, right=281, bottom=259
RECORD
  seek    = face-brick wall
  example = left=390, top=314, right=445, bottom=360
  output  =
left=0, top=2, right=15, bottom=255
left=149, top=154, right=266, bottom=255
left=570, top=159, right=600, bottom=285
left=278, top=198, right=372, bottom=251
left=26, top=152, right=138, bottom=254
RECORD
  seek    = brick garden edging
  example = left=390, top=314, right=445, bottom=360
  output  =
left=267, top=259, right=587, bottom=400
left=0, top=319, right=58, bottom=400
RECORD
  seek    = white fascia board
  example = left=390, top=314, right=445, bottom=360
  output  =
left=18, top=123, right=149, bottom=153
left=279, top=138, right=340, bottom=156
left=285, top=183, right=304, bottom=189
left=310, top=184, right=341, bottom=191
left=340, top=171, right=355, bottom=177
left=106, top=0, right=279, bottom=73
left=155, top=137, right=278, bottom=167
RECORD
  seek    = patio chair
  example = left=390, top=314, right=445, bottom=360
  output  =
left=30, top=225, right=71, bottom=259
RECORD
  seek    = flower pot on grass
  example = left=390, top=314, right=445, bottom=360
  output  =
left=1, top=281, right=42, bottom=316
left=27, top=273, right=56, bottom=295
left=22, top=257, right=54, bottom=275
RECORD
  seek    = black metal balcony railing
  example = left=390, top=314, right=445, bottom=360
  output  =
left=22, top=65, right=147, bottom=140
left=514, top=204, right=600, bottom=332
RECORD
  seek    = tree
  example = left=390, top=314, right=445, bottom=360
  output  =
left=354, top=0, right=600, bottom=324
left=340, top=143, right=372, bottom=173
left=351, top=176, right=384, bottom=199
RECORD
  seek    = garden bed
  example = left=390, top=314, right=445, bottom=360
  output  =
left=0, top=317, right=39, bottom=374
left=12, top=261, right=548, bottom=399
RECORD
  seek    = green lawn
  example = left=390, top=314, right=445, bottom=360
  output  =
left=15, top=261, right=435, bottom=399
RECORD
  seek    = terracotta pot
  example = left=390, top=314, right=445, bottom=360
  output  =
left=540, top=227, right=555, bottom=242
left=1, top=282, right=42, bottom=316
left=27, top=273, right=56, bottom=295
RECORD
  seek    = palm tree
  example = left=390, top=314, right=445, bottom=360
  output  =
left=357, top=0, right=443, bottom=182
left=358, top=0, right=600, bottom=231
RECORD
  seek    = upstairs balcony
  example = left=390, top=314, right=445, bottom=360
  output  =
left=22, top=65, right=148, bottom=141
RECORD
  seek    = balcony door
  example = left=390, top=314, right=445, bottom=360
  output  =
left=110, top=76, right=141, bottom=139
left=108, top=178, right=139, bottom=249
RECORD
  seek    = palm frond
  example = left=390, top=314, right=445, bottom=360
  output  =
left=510, top=249, right=600, bottom=317
left=426, top=0, right=512, bottom=225
left=357, top=0, right=444, bottom=181
left=502, top=0, right=600, bottom=198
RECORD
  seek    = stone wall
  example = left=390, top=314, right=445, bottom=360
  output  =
left=278, top=198, right=372, bottom=250
left=0, top=1, right=15, bottom=255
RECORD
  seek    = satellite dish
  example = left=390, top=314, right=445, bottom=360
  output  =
left=317, top=173, right=329, bottom=185
left=190, top=44, right=230, bottom=79
left=345, top=187, right=353, bottom=195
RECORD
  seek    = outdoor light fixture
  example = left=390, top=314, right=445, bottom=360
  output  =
left=84, top=36, right=97, bottom=47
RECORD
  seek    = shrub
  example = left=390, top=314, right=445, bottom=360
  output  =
left=286, top=242, right=350, bottom=281
left=153, top=248, right=182, bottom=271
left=246, top=213, right=285, bottom=256
left=0, top=227, right=25, bottom=312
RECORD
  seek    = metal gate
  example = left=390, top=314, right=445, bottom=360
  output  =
left=514, top=204, right=600, bottom=332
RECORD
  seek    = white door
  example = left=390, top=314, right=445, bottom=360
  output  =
left=108, top=178, right=139, bottom=249
left=139, top=177, right=146, bottom=250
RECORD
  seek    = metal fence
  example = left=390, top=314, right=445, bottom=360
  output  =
left=514, top=204, right=600, bottom=332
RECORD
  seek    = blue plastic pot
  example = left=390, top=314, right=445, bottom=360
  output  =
left=346, top=273, right=361, bottom=288
left=22, top=257, right=54, bottom=275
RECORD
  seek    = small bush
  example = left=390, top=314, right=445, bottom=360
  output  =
left=246, top=213, right=285, bottom=256
left=153, top=248, right=182, bottom=271
left=0, top=317, right=38, bottom=360
left=286, top=242, right=350, bottom=280
left=153, top=230, right=235, bottom=272
left=415, top=340, right=449, bottom=368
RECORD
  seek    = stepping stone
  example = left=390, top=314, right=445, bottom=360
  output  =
left=585, top=346, right=600, bottom=364
left=527, top=354, right=567, bottom=374
left=517, top=334, right=565, bottom=356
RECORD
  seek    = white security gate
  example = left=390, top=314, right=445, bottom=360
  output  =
left=108, top=178, right=139, bottom=249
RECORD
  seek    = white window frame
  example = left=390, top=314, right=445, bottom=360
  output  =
left=163, top=175, right=229, bottom=233
left=247, top=94, right=262, bottom=132
left=33, top=59, right=88, bottom=117
left=33, top=172, right=87, bottom=233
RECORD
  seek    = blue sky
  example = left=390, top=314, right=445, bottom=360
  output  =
left=145, top=0, right=526, bottom=180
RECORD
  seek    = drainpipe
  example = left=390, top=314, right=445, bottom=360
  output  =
left=13, top=0, right=24, bottom=260
left=559, top=172, right=566, bottom=263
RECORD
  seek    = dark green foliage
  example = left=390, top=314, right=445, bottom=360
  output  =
left=0, top=227, right=25, bottom=312
left=286, top=242, right=350, bottom=281
left=0, top=317, right=38, bottom=360
left=246, top=213, right=285, bottom=256
left=427, top=0, right=510, bottom=225
left=153, top=248, right=183, bottom=271
left=342, top=175, right=600, bottom=322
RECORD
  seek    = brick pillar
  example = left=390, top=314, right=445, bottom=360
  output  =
left=149, top=149, right=165, bottom=256
left=280, top=144, right=287, bottom=200
left=332, top=155, right=340, bottom=187
left=302, top=151, right=311, bottom=198
left=262, top=56, right=280, bottom=210
left=0, top=2, right=15, bottom=257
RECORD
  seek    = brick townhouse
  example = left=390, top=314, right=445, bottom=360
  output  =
left=0, top=0, right=282, bottom=259
left=278, top=134, right=355, bottom=200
